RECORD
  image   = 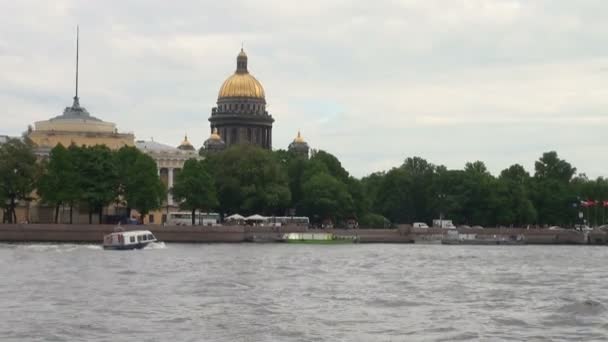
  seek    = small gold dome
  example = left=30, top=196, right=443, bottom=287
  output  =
left=178, top=134, right=195, bottom=151
left=209, top=127, right=221, bottom=141
left=294, top=131, right=305, bottom=143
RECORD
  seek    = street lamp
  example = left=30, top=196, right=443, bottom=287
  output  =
left=438, top=193, right=446, bottom=223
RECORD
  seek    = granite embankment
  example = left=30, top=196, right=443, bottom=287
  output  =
left=0, top=224, right=607, bottom=245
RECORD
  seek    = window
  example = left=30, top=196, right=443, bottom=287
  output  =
left=148, top=234, right=154, bottom=240
left=138, top=235, right=143, bottom=242
left=162, top=214, right=167, bottom=224
left=130, top=236, right=135, bottom=243
left=149, top=214, right=154, bottom=223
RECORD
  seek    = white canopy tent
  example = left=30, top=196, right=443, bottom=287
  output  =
left=226, top=214, right=246, bottom=221
left=245, top=214, right=267, bottom=221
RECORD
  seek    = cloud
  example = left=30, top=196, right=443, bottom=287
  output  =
left=1, top=0, right=607, bottom=179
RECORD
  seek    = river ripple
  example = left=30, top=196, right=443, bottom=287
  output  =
left=0, top=243, right=607, bottom=341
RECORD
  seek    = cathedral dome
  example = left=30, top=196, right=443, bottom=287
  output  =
left=217, top=49, right=265, bottom=100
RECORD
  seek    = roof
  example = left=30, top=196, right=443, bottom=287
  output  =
left=50, top=97, right=103, bottom=122
left=135, top=140, right=180, bottom=153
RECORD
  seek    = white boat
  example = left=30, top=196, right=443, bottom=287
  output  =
left=103, top=229, right=157, bottom=250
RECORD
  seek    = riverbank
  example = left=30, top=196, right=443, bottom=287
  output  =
left=0, top=224, right=607, bottom=245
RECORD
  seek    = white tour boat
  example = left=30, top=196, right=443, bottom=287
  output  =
left=103, top=229, right=157, bottom=250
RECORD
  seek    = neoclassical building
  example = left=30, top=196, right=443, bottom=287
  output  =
left=27, top=28, right=133, bottom=156
left=135, top=137, right=200, bottom=223
left=208, top=49, right=274, bottom=150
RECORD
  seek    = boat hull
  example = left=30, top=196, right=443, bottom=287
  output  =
left=282, top=239, right=356, bottom=244
left=441, top=240, right=525, bottom=245
left=103, top=242, right=151, bottom=250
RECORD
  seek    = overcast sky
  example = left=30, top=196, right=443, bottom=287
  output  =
left=1, top=0, right=607, bottom=178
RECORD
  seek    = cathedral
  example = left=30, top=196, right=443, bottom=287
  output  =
left=207, top=49, right=274, bottom=150
left=203, top=48, right=310, bottom=157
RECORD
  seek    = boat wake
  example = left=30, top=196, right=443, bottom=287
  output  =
left=13, top=243, right=103, bottom=252
left=145, top=241, right=167, bottom=249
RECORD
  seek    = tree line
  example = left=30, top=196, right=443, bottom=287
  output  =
left=0, top=139, right=165, bottom=224
left=1, top=137, right=607, bottom=227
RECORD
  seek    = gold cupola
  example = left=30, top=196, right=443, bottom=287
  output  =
left=203, top=127, right=226, bottom=153
left=294, top=130, right=305, bottom=143
left=288, top=130, right=310, bottom=157
left=178, top=134, right=195, bottom=151
left=209, top=127, right=221, bottom=141
left=217, top=48, right=266, bottom=100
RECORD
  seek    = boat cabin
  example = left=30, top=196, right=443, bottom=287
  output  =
left=103, top=230, right=157, bottom=250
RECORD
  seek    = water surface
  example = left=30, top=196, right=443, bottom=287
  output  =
left=1, top=243, right=607, bottom=341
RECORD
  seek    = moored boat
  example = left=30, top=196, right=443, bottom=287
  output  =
left=103, top=229, right=158, bottom=250
left=281, top=232, right=358, bottom=244
left=441, top=230, right=525, bottom=245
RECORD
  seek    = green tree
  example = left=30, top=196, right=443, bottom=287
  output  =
left=532, top=152, right=576, bottom=225
left=77, top=145, right=119, bottom=224
left=210, top=145, right=291, bottom=215
left=115, top=146, right=165, bottom=222
left=0, top=138, right=38, bottom=223
left=309, top=150, right=350, bottom=183
left=171, top=159, right=218, bottom=225
left=495, top=164, right=537, bottom=226
left=301, top=172, right=353, bottom=224
left=37, top=144, right=80, bottom=223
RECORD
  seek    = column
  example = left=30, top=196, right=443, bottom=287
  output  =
left=168, top=167, right=174, bottom=205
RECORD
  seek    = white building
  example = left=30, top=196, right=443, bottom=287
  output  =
left=135, top=136, right=200, bottom=223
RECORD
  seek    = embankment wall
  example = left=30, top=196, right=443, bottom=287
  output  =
left=0, top=224, right=605, bottom=245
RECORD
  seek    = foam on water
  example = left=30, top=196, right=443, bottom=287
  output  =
left=144, top=241, right=167, bottom=249
left=12, top=243, right=102, bottom=252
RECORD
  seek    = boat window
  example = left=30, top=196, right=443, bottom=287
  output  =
left=148, top=234, right=154, bottom=240
left=138, top=235, right=143, bottom=242
left=130, top=236, right=135, bottom=243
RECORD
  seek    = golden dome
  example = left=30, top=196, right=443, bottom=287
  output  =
left=178, top=134, right=195, bottom=151
left=294, top=130, right=305, bottom=143
left=218, top=49, right=265, bottom=100
left=218, top=73, right=265, bottom=99
left=209, top=127, right=221, bottom=141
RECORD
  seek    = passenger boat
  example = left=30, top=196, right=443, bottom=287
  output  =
left=103, top=229, right=158, bottom=250
left=280, top=232, right=358, bottom=244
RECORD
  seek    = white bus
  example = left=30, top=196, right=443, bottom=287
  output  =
left=266, top=216, right=310, bottom=226
left=166, top=211, right=220, bottom=226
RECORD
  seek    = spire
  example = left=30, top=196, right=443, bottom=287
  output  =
left=73, top=25, right=80, bottom=108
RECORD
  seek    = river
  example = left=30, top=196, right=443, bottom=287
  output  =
left=1, top=243, right=607, bottom=341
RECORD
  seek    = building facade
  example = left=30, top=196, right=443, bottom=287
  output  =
left=27, top=97, right=134, bottom=156
left=209, top=49, right=274, bottom=150
left=135, top=139, right=200, bottom=224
